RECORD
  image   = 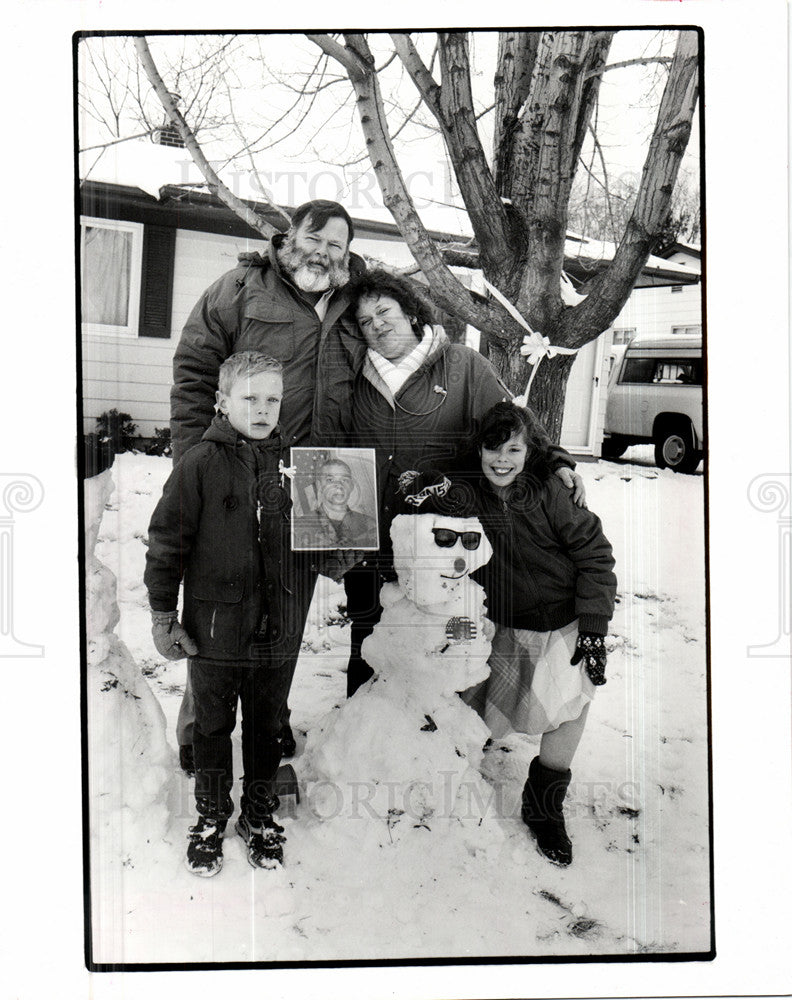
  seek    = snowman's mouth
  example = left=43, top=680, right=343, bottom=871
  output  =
left=440, top=572, right=466, bottom=579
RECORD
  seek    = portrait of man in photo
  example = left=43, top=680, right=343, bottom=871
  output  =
left=291, top=448, right=379, bottom=551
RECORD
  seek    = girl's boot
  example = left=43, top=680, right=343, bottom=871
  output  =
left=521, top=756, right=573, bottom=866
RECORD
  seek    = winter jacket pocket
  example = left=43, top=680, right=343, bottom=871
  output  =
left=185, top=586, right=246, bottom=658
left=242, top=304, right=295, bottom=361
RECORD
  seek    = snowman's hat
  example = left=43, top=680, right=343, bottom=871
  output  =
left=395, top=469, right=478, bottom=518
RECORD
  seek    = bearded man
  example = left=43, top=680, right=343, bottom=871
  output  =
left=169, top=200, right=367, bottom=770
left=171, top=199, right=366, bottom=461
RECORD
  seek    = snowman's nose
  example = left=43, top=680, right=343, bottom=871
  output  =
left=454, top=557, right=466, bottom=574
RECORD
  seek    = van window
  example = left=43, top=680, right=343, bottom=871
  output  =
left=621, top=358, right=655, bottom=383
left=621, top=357, right=702, bottom=385
left=654, top=361, right=701, bottom=385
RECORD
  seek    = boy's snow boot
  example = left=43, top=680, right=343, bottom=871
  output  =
left=185, top=815, right=226, bottom=877
left=236, top=794, right=285, bottom=869
left=278, top=723, right=297, bottom=759
left=521, top=756, right=573, bottom=867
left=179, top=744, right=195, bottom=777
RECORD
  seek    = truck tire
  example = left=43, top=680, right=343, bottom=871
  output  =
left=654, top=421, right=700, bottom=474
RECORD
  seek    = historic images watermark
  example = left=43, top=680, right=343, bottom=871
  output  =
left=747, top=473, right=791, bottom=658
left=0, top=474, right=45, bottom=657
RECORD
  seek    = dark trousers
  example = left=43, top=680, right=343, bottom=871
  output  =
left=177, top=567, right=318, bottom=747
left=343, top=560, right=386, bottom=697
left=191, top=657, right=291, bottom=822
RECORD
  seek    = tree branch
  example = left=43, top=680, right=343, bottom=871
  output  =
left=79, top=128, right=158, bottom=153
left=133, top=36, right=278, bottom=239
left=333, top=32, right=506, bottom=337
left=389, top=32, right=515, bottom=280
left=509, top=31, right=613, bottom=328
left=389, top=33, right=443, bottom=119
left=224, top=78, right=293, bottom=230
left=306, top=33, right=369, bottom=81
left=492, top=31, right=539, bottom=199
left=560, top=30, right=700, bottom=345
left=584, top=55, right=672, bottom=81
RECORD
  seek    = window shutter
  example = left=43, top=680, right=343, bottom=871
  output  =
left=138, top=225, right=176, bottom=338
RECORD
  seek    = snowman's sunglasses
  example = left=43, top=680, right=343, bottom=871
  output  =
left=431, top=527, right=482, bottom=550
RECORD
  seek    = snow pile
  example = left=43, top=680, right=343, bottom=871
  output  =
left=88, top=451, right=709, bottom=962
left=301, top=513, right=497, bottom=844
left=85, top=465, right=176, bottom=958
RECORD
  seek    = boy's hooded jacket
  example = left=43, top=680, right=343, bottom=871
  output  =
left=471, top=471, right=617, bottom=636
left=145, top=414, right=306, bottom=661
left=170, top=236, right=367, bottom=463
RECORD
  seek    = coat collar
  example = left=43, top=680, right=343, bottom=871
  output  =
left=361, top=326, right=450, bottom=403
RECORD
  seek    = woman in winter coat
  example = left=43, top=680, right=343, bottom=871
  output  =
left=341, top=269, right=583, bottom=696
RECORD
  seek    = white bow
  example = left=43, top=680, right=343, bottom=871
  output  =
left=278, top=460, right=296, bottom=488
left=519, top=331, right=577, bottom=365
left=481, top=277, right=579, bottom=402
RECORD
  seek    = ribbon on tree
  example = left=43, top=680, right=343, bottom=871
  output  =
left=481, top=276, right=579, bottom=404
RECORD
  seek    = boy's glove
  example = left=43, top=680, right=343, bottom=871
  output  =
left=151, top=610, right=198, bottom=660
left=570, top=632, right=607, bottom=686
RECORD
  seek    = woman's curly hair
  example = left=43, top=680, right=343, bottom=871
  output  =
left=475, top=401, right=556, bottom=482
left=350, top=268, right=435, bottom=329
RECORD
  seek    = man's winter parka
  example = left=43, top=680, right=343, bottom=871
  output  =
left=170, top=235, right=366, bottom=462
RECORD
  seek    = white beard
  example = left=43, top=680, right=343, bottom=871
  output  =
left=292, top=265, right=331, bottom=293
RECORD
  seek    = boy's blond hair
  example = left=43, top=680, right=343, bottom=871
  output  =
left=218, top=352, right=283, bottom=395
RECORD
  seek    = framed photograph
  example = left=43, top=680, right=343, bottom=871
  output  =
left=290, top=447, right=379, bottom=551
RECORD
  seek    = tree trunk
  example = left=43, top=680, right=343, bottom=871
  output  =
left=485, top=328, right=576, bottom=443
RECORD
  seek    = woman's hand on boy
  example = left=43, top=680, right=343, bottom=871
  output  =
left=554, top=467, right=587, bottom=508
left=570, top=631, right=607, bottom=685
left=151, top=610, right=198, bottom=660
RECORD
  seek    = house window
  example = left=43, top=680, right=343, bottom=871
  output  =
left=80, top=217, right=143, bottom=337
left=671, top=285, right=684, bottom=293
left=671, top=325, right=702, bottom=336
left=612, top=327, right=636, bottom=345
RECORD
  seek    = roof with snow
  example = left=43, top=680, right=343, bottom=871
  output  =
left=80, top=177, right=700, bottom=289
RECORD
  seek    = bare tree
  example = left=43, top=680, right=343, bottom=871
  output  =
left=307, top=30, right=699, bottom=438
left=81, top=30, right=699, bottom=441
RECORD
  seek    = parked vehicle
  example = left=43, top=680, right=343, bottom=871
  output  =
left=602, top=333, right=704, bottom=473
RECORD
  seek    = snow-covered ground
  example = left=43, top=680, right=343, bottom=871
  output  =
left=86, top=448, right=709, bottom=964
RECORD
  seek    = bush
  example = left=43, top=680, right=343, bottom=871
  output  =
left=96, top=409, right=138, bottom=453
left=145, top=427, right=172, bottom=458
left=83, top=410, right=139, bottom=479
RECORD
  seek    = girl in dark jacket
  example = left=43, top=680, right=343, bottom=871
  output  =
left=466, top=401, right=617, bottom=867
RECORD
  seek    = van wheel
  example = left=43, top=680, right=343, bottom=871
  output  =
left=601, top=436, right=629, bottom=459
left=654, top=423, right=700, bottom=473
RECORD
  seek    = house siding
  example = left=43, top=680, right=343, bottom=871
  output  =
left=611, top=282, right=702, bottom=341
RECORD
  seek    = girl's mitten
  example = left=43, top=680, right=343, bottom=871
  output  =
left=570, top=631, right=607, bottom=686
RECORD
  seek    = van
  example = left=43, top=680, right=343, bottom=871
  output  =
left=602, top=333, right=704, bottom=473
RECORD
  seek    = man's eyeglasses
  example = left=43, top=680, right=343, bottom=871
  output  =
left=431, top=527, right=482, bottom=551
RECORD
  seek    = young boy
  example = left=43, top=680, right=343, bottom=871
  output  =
left=144, top=351, right=293, bottom=877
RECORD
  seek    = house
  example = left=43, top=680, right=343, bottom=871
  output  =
left=79, top=181, right=700, bottom=455
left=608, top=241, right=702, bottom=346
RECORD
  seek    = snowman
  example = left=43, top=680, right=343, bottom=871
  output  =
left=302, top=471, right=500, bottom=843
